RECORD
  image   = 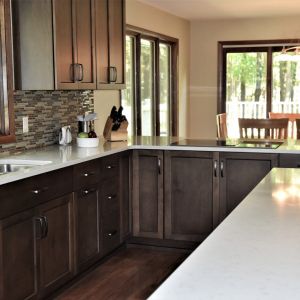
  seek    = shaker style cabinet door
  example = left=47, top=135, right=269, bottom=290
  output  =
left=132, top=150, right=164, bottom=239
left=75, top=185, right=101, bottom=272
left=219, top=152, right=278, bottom=222
left=38, top=194, right=75, bottom=298
left=95, top=0, right=125, bottom=88
left=0, top=209, right=38, bottom=300
left=164, top=151, right=215, bottom=242
left=53, top=0, right=96, bottom=89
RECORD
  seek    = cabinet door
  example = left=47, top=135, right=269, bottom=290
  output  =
left=38, top=194, right=74, bottom=297
left=219, top=152, right=278, bottom=221
left=164, top=151, right=215, bottom=242
left=108, top=0, right=125, bottom=85
left=75, top=0, right=96, bottom=89
left=53, top=0, right=77, bottom=89
left=0, top=209, right=38, bottom=300
left=101, top=177, right=121, bottom=256
left=75, top=186, right=101, bottom=272
left=132, top=150, right=164, bottom=239
left=120, top=151, right=131, bottom=241
left=95, top=0, right=125, bottom=88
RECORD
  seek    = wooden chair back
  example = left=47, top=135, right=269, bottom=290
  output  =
left=216, top=113, right=227, bottom=139
left=269, top=112, right=300, bottom=139
left=296, top=119, right=300, bottom=139
left=239, top=118, right=289, bottom=139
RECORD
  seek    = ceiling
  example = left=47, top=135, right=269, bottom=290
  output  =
left=138, top=0, right=300, bottom=20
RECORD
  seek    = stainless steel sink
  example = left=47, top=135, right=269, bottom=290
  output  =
left=0, top=159, right=52, bottom=175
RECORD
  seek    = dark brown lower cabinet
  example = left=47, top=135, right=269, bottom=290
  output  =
left=75, top=185, right=101, bottom=272
left=132, top=150, right=164, bottom=239
left=164, top=151, right=216, bottom=242
left=101, top=177, right=121, bottom=256
left=219, top=152, right=278, bottom=221
left=0, top=209, right=37, bottom=300
left=38, top=194, right=74, bottom=298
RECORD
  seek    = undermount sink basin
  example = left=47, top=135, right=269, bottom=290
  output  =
left=0, top=159, right=52, bottom=175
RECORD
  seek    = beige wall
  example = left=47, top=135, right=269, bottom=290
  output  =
left=190, top=16, right=300, bottom=139
left=94, top=0, right=190, bottom=137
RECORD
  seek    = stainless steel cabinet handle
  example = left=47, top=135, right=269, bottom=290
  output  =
left=106, top=165, right=115, bottom=169
left=35, top=217, right=43, bottom=239
left=41, top=216, right=48, bottom=239
left=158, top=157, right=161, bottom=174
left=32, top=189, right=41, bottom=194
left=109, top=66, right=117, bottom=83
left=107, top=230, right=117, bottom=237
left=82, top=188, right=96, bottom=196
left=214, top=160, right=218, bottom=177
left=78, top=63, right=84, bottom=81
left=83, top=172, right=94, bottom=177
left=107, top=195, right=116, bottom=200
left=220, top=161, right=224, bottom=177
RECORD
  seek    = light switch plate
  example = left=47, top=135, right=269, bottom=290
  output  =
left=23, top=116, right=29, bottom=133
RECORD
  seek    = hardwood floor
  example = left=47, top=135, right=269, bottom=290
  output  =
left=55, top=247, right=188, bottom=300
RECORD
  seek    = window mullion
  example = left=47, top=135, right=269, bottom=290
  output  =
left=154, top=39, right=160, bottom=136
left=136, top=34, right=142, bottom=136
left=266, top=47, right=272, bottom=117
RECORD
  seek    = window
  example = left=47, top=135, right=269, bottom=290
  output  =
left=121, top=27, right=178, bottom=137
left=219, top=40, right=300, bottom=138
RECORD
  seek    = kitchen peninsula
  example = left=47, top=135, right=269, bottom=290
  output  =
left=1, top=137, right=300, bottom=299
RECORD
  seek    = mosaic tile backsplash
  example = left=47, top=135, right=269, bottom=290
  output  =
left=0, top=90, right=94, bottom=155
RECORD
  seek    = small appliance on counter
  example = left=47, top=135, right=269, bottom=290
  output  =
left=77, top=113, right=99, bottom=147
left=103, top=106, right=128, bottom=141
left=59, top=125, right=72, bottom=145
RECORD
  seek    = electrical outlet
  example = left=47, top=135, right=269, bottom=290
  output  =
left=23, top=116, right=29, bottom=133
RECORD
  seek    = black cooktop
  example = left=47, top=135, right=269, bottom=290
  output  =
left=170, top=139, right=283, bottom=149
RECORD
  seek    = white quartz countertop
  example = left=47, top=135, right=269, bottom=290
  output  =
left=1, top=136, right=300, bottom=185
left=150, top=167, right=300, bottom=300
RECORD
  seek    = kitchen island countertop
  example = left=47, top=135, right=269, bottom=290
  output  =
left=1, top=136, right=300, bottom=185
left=150, top=167, right=300, bottom=299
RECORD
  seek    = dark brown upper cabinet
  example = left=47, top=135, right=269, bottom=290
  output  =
left=0, top=0, right=15, bottom=144
left=53, top=0, right=97, bottom=90
left=95, top=0, right=125, bottom=89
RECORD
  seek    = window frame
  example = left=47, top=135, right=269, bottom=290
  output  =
left=125, top=25, right=178, bottom=137
left=218, top=39, right=300, bottom=118
left=0, top=0, right=15, bottom=144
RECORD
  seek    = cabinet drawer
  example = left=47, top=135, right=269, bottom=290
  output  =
left=101, top=179, right=119, bottom=212
left=73, top=160, right=100, bottom=189
left=0, top=167, right=73, bottom=219
left=102, top=207, right=120, bottom=255
left=279, top=154, right=300, bottom=168
left=100, top=155, right=120, bottom=181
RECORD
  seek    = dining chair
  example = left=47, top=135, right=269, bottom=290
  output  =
left=239, top=118, right=289, bottom=139
left=269, top=112, right=300, bottom=139
left=216, top=113, right=227, bottom=139
left=295, top=119, right=300, bottom=139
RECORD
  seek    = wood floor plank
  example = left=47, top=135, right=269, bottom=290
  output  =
left=55, top=248, right=187, bottom=300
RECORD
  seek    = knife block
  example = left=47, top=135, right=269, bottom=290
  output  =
left=103, top=116, right=128, bottom=141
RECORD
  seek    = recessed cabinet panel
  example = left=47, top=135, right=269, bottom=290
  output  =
left=108, top=0, right=124, bottom=84
left=164, top=151, right=214, bottom=242
left=53, top=0, right=76, bottom=89
left=132, top=150, right=163, bottom=239
left=0, top=209, right=37, bottom=300
left=219, top=152, right=278, bottom=221
left=76, top=186, right=101, bottom=271
left=75, top=0, right=96, bottom=88
left=38, top=194, right=74, bottom=297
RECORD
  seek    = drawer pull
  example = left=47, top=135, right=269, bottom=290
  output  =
left=32, top=189, right=41, bottom=194
left=106, top=165, right=115, bottom=169
left=83, top=172, right=94, bottom=177
left=82, top=188, right=96, bottom=196
left=32, top=187, right=49, bottom=195
left=107, top=195, right=116, bottom=200
left=107, top=230, right=117, bottom=237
